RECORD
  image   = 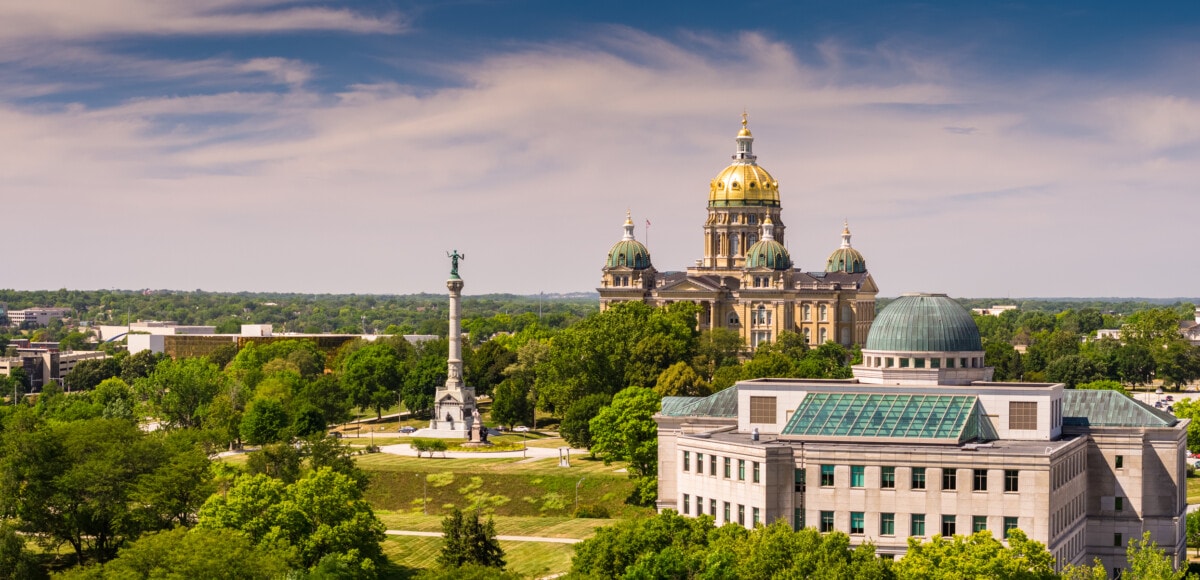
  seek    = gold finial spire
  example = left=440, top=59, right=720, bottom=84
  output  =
left=843, top=219, right=850, bottom=235
left=626, top=208, right=632, bottom=224
left=741, top=110, right=748, bottom=128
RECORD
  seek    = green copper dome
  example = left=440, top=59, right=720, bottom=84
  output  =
left=826, top=247, right=866, bottom=273
left=865, top=293, right=983, bottom=352
left=745, top=239, right=792, bottom=270
left=607, top=239, right=652, bottom=269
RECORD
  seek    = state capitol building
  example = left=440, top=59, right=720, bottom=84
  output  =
left=598, top=116, right=877, bottom=351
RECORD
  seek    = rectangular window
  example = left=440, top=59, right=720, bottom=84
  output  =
left=915, top=357, right=926, bottom=368
left=724, top=502, right=730, bottom=523
left=943, top=469, right=957, bottom=491
left=738, top=460, right=746, bottom=481
left=850, top=512, right=864, bottom=534
left=912, top=467, right=926, bottom=489
left=696, top=453, right=704, bottom=473
left=725, top=457, right=731, bottom=478
left=911, top=514, right=926, bottom=537
left=1114, top=533, right=1122, bottom=547
left=850, top=465, right=865, bottom=488
left=753, top=507, right=760, bottom=526
left=942, top=515, right=956, bottom=537
left=1004, top=517, right=1018, bottom=538
left=683, top=494, right=690, bottom=515
left=683, top=451, right=690, bottom=472
left=931, top=358, right=941, bottom=368
left=753, top=462, right=761, bottom=483
left=973, top=516, right=987, bottom=533
left=710, top=454, right=717, bottom=476
left=973, top=469, right=988, bottom=491
left=749, top=396, right=777, bottom=423
left=795, top=468, right=806, bottom=492
left=697, top=496, right=703, bottom=515
left=881, top=513, right=895, bottom=536
left=900, top=358, right=910, bottom=368
left=710, top=498, right=716, bottom=517
left=1009, top=401, right=1038, bottom=430
left=794, top=508, right=804, bottom=531
left=881, top=466, right=896, bottom=489
left=1116, top=455, right=1124, bottom=469
left=1115, top=497, right=1124, bottom=511
left=738, top=505, right=745, bottom=526
left=1005, top=470, right=1019, bottom=492
left=947, top=357, right=956, bottom=368
left=820, top=511, right=834, bottom=533
left=821, top=465, right=835, bottom=487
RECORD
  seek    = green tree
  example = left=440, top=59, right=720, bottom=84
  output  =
left=120, top=350, right=166, bottom=384
left=246, top=442, right=303, bottom=483
left=240, top=398, right=292, bottom=445
left=438, top=508, right=506, bottom=570
left=655, top=361, right=711, bottom=397
left=1124, top=530, right=1185, bottom=580
left=469, top=339, right=516, bottom=397
left=589, top=386, right=660, bottom=506
left=57, top=527, right=289, bottom=580
left=692, top=328, right=744, bottom=381
left=1076, top=380, right=1130, bottom=397
left=341, top=343, right=405, bottom=420
left=138, top=357, right=223, bottom=429
left=1187, top=510, right=1200, bottom=558
left=984, top=340, right=1023, bottom=382
left=1060, top=559, right=1109, bottom=580
left=1117, top=343, right=1157, bottom=386
left=0, top=522, right=45, bottom=580
left=64, top=357, right=120, bottom=391
left=560, top=393, right=611, bottom=449
left=892, top=529, right=1055, bottom=580
left=91, top=377, right=137, bottom=420
left=1046, top=355, right=1105, bottom=388
left=1171, top=398, right=1200, bottom=452
left=294, top=374, right=352, bottom=427
left=490, top=377, right=533, bottom=429
left=1155, top=341, right=1200, bottom=389
left=198, top=468, right=386, bottom=572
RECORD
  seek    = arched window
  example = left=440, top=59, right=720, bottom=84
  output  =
left=819, top=328, right=827, bottom=343
left=802, top=327, right=811, bottom=343
left=802, top=305, right=811, bottom=321
left=728, top=312, right=740, bottom=326
left=819, top=305, right=828, bottom=321
left=731, top=235, right=740, bottom=256
left=747, top=234, right=757, bottom=246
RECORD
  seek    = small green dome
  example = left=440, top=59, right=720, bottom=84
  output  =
left=607, top=239, right=652, bottom=269
left=826, top=247, right=866, bottom=273
left=865, top=293, right=983, bottom=352
left=745, top=239, right=792, bottom=270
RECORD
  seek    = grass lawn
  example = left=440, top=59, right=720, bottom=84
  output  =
left=377, top=512, right=618, bottom=538
left=1188, top=473, right=1200, bottom=504
left=381, top=536, right=575, bottom=580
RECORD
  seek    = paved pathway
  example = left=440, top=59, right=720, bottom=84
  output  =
left=379, top=443, right=588, bottom=460
left=385, top=530, right=582, bottom=544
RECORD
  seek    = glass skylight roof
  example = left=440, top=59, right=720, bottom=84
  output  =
left=781, top=393, right=980, bottom=443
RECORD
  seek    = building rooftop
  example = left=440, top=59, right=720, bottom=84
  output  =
left=779, top=392, right=983, bottom=444
left=1062, top=389, right=1177, bottom=428
left=865, top=293, right=983, bottom=352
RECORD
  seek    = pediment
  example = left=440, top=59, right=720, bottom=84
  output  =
left=656, top=277, right=722, bottom=294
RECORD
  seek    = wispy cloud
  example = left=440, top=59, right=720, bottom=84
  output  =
left=0, top=27, right=1195, bottom=297
left=0, top=0, right=404, bottom=40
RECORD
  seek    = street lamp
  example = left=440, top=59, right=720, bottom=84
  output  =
left=575, top=476, right=587, bottom=513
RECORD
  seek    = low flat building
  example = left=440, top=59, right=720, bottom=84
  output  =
left=6, top=307, right=71, bottom=327
left=657, top=293, right=1187, bottom=575
left=0, top=348, right=108, bottom=390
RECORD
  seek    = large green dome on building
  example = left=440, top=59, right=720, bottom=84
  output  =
left=865, top=293, right=983, bottom=352
left=606, top=212, right=653, bottom=270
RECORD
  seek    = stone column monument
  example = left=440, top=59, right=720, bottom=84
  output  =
left=425, top=250, right=477, bottom=438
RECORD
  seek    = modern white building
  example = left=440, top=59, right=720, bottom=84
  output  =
left=5, top=308, right=71, bottom=327
left=656, top=293, right=1188, bottom=575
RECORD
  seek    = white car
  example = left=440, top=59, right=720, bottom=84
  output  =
left=514, top=426, right=531, bottom=432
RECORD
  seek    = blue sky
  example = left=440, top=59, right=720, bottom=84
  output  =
left=3, top=1, right=1199, bottom=297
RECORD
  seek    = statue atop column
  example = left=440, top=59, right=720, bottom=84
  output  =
left=448, top=250, right=465, bottom=279
left=424, top=249, right=477, bottom=440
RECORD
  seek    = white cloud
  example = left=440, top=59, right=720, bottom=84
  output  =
left=0, top=0, right=403, bottom=40
left=0, top=29, right=1195, bottom=297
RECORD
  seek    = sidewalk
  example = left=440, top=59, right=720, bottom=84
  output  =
left=378, top=443, right=587, bottom=459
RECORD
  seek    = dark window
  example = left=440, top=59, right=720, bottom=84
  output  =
left=881, top=513, right=895, bottom=536
left=753, top=462, right=761, bottom=483
left=724, top=457, right=731, bottom=478
left=1115, top=497, right=1124, bottom=511
left=724, top=502, right=730, bottom=523
left=942, top=515, right=956, bottom=536
left=683, top=494, right=690, bottom=515
left=851, top=465, right=865, bottom=487
left=1114, top=533, right=1122, bottom=547
left=1009, top=401, right=1038, bottom=430
left=912, top=467, right=926, bottom=489
left=973, top=516, right=987, bottom=532
left=820, top=511, right=834, bottom=533
left=942, top=469, right=957, bottom=491
left=850, top=512, right=864, bottom=534
left=710, top=455, right=717, bottom=475
left=749, top=396, right=776, bottom=423
left=795, top=468, right=806, bottom=492
left=881, top=466, right=895, bottom=489
left=753, top=507, right=760, bottom=526
left=697, top=496, right=703, bottom=515
left=710, top=498, right=716, bottom=516
left=1004, top=517, right=1018, bottom=538
left=683, top=451, right=690, bottom=472
left=738, top=460, right=746, bottom=481
left=973, top=469, right=988, bottom=491
left=821, top=464, right=835, bottom=486
left=738, top=505, right=745, bottom=526
left=696, top=453, right=704, bottom=473
left=794, top=508, right=804, bottom=531
left=1004, top=470, right=1019, bottom=492
left=1116, top=455, right=1124, bottom=469
left=911, top=514, right=925, bottom=536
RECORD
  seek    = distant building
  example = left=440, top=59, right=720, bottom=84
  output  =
left=126, top=324, right=438, bottom=359
left=6, top=307, right=71, bottom=327
left=1180, top=309, right=1200, bottom=346
left=657, top=293, right=1187, bottom=574
left=597, top=117, right=878, bottom=351
left=971, top=305, right=1018, bottom=316
left=0, top=348, right=108, bottom=390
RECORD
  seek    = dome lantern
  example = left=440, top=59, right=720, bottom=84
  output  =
left=605, top=210, right=653, bottom=270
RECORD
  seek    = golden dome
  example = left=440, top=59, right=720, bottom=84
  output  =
left=709, top=164, right=779, bottom=207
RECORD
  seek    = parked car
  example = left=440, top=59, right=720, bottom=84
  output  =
left=1192, top=459, right=1200, bottom=469
left=400, top=426, right=417, bottom=434
left=1154, top=401, right=1163, bottom=408
left=1165, top=395, right=1174, bottom=402
left=514, top=426, right=530, bottom=432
